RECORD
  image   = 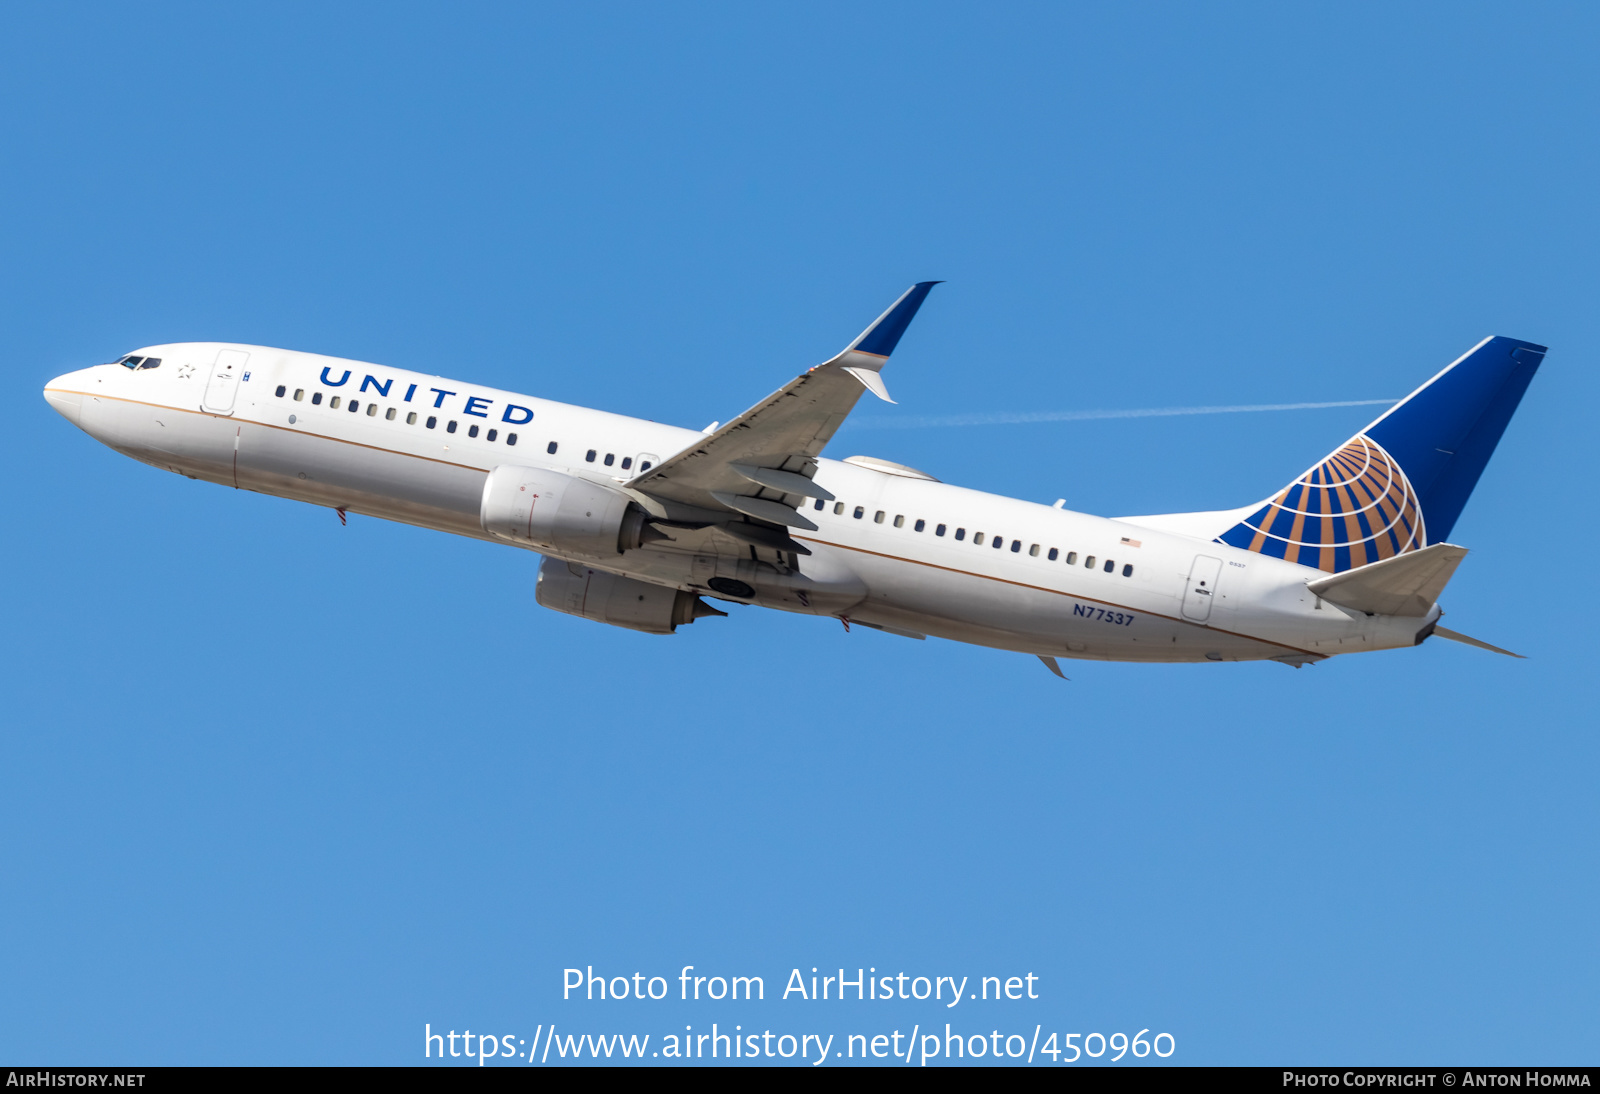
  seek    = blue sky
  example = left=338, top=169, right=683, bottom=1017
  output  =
left=3, top=2, right=1596, bottom=1066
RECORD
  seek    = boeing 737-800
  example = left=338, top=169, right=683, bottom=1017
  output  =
left=43, top=284, right=1542, bottom=673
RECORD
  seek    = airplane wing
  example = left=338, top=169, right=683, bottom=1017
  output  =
left=623, top=282, right=940, bottom=537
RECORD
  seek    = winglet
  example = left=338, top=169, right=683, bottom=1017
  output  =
left=841, top=366, right=896, bottom=403
left=842, top=281, right=941, bottom=359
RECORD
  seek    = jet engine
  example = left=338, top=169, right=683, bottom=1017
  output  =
left=535, top=558, right=725, bottom=634
left=480, top=464, right=666, bottom=557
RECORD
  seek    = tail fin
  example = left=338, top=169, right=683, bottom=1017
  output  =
left=1216, top=336, right=1546, bottom=573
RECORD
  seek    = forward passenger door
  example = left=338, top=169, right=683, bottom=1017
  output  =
left=202, top=349, right=249, bottom=415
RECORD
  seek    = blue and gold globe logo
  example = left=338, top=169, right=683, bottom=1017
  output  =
left=1218, top=435, right=1425, bottom=573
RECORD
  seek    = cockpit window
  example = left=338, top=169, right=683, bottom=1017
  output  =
left=116, top=355, right=161, bottom=370
left=118, top=355, right=143, bottom=369
left=138, top=357, right=160, bottom=370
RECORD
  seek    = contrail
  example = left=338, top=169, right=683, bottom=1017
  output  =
left=846, top=398, right=1397, bottom=430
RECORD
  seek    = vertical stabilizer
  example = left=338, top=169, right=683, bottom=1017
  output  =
left=1216, top=336, right=1545, bottom=573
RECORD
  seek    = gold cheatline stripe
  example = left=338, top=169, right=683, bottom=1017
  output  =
left=59, top=389, right=1319, bottom=658
left=793, top=536, right=1318, bottom=656
left=46, top=389, right=490, bottom=473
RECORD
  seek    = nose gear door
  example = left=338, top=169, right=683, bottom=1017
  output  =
left=1182, top=555, right=1223, bottom=623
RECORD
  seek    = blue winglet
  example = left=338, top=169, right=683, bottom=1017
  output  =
left=846, top=281, right=941, bottom=357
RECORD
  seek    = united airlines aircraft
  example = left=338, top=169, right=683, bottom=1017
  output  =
left=43, top=284, right=1542, bottom=674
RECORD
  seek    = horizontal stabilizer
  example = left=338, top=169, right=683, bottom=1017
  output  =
left=1432, top=625, right=1523, bottom=658
left=1305, top=542, right=1468, bottom=616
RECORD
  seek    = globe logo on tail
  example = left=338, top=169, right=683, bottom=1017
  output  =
left=1217, top=435, right=1425, bottom=573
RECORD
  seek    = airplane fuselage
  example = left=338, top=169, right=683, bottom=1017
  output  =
left=44, top=343, right=1437, bottom=665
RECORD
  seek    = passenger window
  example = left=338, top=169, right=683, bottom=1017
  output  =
left=915, top=519, right=926, bottom=532
left=936, top=524, right=947, bottom=536
left=621, top=457, right=632, bottom=470
left=406, top=411, right=417, bottom=424
left=367, top=404, right=378, bottom=417
left=833, top=502, right=845, bottom=515
left=293, top=389, right=304, bottom=401
left=1085, top=555, right=1096, bottom=568
left=507, top=433, right=518, bottom=445
left=447, top=420, right=458, bottom=433
left=1104, top=559, right=1115, bottom=573
left=814, top=499, right=825, bottom=511
left=586, top=449, right=597, bottom=462
left=468, top=424, right=479, bottom=438
left=547, top=441, right=558, bottom=454
left=955, top=528, right=965, bottom=540
left=639, top=461, right=651, bottom=470
left=1065, top=551, right=1077, bottom=565
left=486, top=428, right=497, bottom=441
left=853, top=506, right=864, bottom=519
left=330, top=396, right=341, bottom=409
left=348, top=400, right=360, bottom=413
left=1048, top=547, right=1058, bottom=561
left=995, top=537, right=1006, bottom=550
left=426, top=416, right=437, bottom=429
left=385, top=408, right=396, bottom=421
left=1123, top=564, right=1134, bottom=577
left=604, top=453, right=615, bottom=466
left=1027, top=543, right=1038, bottom=556
left=974, top=532, right=985, bottom=545
left=874, top=510, right=885, bottom=524
left=312, top=392, right=323, bottom=405
left=893, top=515, right=904, bottom=528
left=275, top=385, right=286, bottom=397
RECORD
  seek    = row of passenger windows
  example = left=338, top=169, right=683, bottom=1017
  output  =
left=272, top=385, right=653, bottom=471
left=585, top=449, right=638, bottom=470
left=812, top=498, right=1135, bottom=577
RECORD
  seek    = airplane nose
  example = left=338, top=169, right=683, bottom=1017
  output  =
left=43, top=380, right=83, bottom=425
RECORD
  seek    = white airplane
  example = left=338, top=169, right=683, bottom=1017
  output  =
left=44, top=284, right=1542, bottom=674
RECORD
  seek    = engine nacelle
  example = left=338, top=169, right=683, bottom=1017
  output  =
left=480, top=464, right=662, bottom=557
left=535, top=558, right=724, bottom=634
